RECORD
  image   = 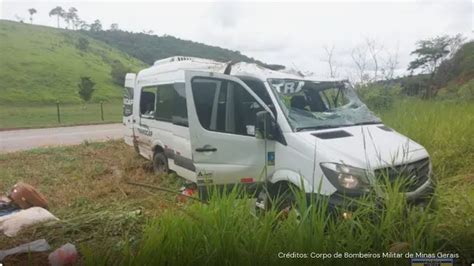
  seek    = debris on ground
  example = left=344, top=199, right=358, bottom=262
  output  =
left=0, top=196, right=19, bottom=217
left=176, top=186, right=197, bottom=203
left=9, top=182, right=49, bottom=209
left=0, top=182, right=57, bottom=237
left=48, top=243, right=78, bottom=266
left=0, top=207, right=59, bottom=237
left=0, top=239, right=51, bottom=261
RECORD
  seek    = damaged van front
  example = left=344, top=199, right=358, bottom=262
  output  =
left=257, top=78, right=434, bottom=210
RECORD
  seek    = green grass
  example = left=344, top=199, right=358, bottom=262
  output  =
left=0, top=20, right=146, bottom=104
left=380, top=99, right=474, bottom=178
left=0, top=101, right=122, bottom=128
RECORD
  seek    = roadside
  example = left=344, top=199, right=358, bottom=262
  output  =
left=0, top=123, right=124, bottom=153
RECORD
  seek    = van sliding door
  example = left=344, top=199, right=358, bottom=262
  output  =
left=185, top=70, right=274, bottom=187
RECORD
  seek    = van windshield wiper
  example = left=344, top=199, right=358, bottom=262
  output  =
left=353, top=121, right=382, bottom=126
left=295, top=125, right=346, bottom=132
left=295, top=121, right=382, bottom=132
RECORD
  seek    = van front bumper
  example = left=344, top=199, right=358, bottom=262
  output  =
left=311, top=178, right=436, bottom=211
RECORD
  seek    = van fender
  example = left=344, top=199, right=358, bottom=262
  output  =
left=149, top=140, right=165, bottom=160
left=269, top=169, right=312, bottom=193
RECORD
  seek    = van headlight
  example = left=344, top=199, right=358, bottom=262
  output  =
left=320, top=163, right=371, bottom=194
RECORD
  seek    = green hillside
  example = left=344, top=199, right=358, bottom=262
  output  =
left=0, top=20, right=147, bottom=104
left=85, top=30, right=284, bottom=69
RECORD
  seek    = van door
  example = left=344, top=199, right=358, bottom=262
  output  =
left=185, top=70, right=274, bottom=186
left=123, top=85, right=135, bottom=146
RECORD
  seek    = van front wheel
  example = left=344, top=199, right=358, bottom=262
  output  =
left=153, top=152, right=169, bottom=176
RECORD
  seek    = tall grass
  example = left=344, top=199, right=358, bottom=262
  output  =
left=84, top=182, right=447, bottom=266
left=380, top=99, right=474, bottom=178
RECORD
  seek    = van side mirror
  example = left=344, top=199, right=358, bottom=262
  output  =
left=255, top=110, right=287, bottom=145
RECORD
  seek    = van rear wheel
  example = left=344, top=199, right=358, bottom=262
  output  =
left=153, top=152, right=169, bottom=176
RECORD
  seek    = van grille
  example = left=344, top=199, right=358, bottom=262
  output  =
left=374, top=158, right=430, bottom=192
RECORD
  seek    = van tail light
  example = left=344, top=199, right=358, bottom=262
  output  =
left=240, top=177, right=254, bottom=183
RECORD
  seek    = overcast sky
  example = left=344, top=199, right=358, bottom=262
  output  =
left=1, top=0, right=472, bottom=79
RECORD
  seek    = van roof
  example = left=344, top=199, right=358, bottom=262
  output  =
left=137, top=56, right=343, bottom=83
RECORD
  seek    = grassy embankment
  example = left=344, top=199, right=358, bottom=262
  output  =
left=0, top=99, right=472, bottom=265
left=0, top=20, right=146, bottom=129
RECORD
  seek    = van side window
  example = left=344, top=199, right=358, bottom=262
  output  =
left=172, top=83, right=188, bottom=126
left=191, top=77, right=264, bottom=137
left=155, top=84, right=175, bottom=121
left=140, top=84, right=188, bottom=126
left=241, top=79, right=272, bottom=105
left=140, top=87, right=156, bottom=118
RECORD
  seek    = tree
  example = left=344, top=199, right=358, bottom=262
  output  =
left=109, top=23, right=119, bottom=31
left=77, top=20, right=89, bottom=30
left=49, top=6, right=65, bottom=28
left=110, top=60, right=131, bottom=86
left=89, top=20, right=103, bottom=32
left=365, top=38, right=383, bottom=81
left=78, top=77, right=96, bottom=102
left=408, top=34, right=464, bottom=97
left=76, top=37, right=89, bottom=51
left=65, top=7, right=79, bottom=30
left=381, top=45, right=399, bottom=81
left=28, top=8, right=37, bottom=24
left=351, top=46, right=370, bottom=84
left=323, top=44, right=338, bottom=78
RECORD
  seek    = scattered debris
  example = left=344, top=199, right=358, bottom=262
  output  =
left=126, top=181, right=207, bottom=204
left=176, top=186, right=197, bottom=203
left=9, top=182, right=49, bottom=209
left=0, top=239, right=51, bottom=261
left=48, top=243, right=78, bottom=266
left=0, top=196, right=19, bottom=217
left=0, top=207, right=59, bottom=237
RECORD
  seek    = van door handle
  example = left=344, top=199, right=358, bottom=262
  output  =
left=195, top=147, right=217, bottom=152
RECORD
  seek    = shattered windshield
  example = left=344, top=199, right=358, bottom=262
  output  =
left=268, top=79, right=381, bottom=131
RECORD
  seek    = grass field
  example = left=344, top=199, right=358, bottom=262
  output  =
left=0, top=20, right=146, bottom=104
left=0, top=99, right=472, bottom=265
left=0, top=101, right=122, bottom=129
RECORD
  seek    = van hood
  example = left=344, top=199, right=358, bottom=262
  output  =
left=299, top=124, right=428, bottom=170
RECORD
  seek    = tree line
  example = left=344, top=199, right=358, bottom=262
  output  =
left=18, top=6, right=115, bottom=32
left=322, top=34, right=468, bottom=99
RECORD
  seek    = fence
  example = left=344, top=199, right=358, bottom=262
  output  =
left=0, top=101, right=123, bottom=129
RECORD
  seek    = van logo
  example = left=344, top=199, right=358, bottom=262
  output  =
left=137, top=127, right=153, bottom=136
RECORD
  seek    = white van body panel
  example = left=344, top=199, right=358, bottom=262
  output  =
left=123, top=73, right=136, bottom=146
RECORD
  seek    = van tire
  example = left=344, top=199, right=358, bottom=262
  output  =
left=256, top=182, right=297, bottom=215
left=153, top=152, right=169, bottom=176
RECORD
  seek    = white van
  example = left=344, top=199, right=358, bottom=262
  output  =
left=123, top=56, right=434, bottom=209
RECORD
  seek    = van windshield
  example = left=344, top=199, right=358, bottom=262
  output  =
left=268, top=79, right=381, bottom=131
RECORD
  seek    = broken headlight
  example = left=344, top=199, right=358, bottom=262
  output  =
left=320, top=163, right=371, bottom=195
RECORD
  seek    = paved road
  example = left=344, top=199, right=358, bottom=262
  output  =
left=0, top=124, right=124, bottom=153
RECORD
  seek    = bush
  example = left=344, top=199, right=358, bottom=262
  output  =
left=78, top=77, right=96, bottom=102
left=110, top=60, right=130, bottom=86
left=76, top=37, right=89, bottom=51
left=437, top=79, right=474, bottom=101
left=356, top=84, right=400, bottom=110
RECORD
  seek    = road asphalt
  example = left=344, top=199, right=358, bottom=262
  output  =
left=0, top=123, right=124, bottom=153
